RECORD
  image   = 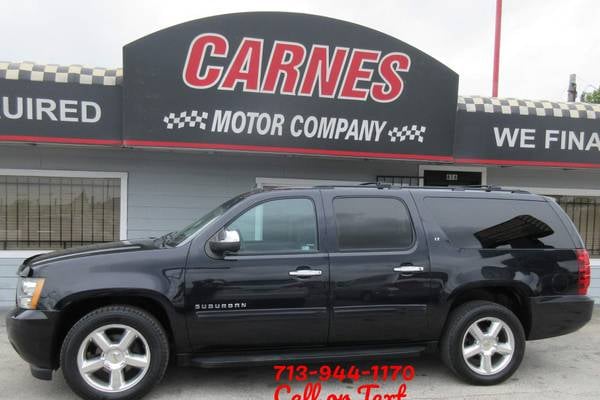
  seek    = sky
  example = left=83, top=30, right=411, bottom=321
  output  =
left=0, top=0, right=598, bottom=102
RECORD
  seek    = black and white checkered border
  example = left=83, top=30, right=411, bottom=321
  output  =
left=163, top=110, right=209, bottom=130
left=458, top=96, right=600, bottom=119
left=0, top=61, right=122, bottom=86
left=388, top=125, right=426, bottom=143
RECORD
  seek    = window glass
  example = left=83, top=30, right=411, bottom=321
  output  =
left=0, top=175, right=121, bottom=250
left=333, top=197, right=414, bottom=251
left=424, top=197, right=573, bottom=250
left=166, top=192, right=251, bottom=246
left=228, top=198, right=317, bottom=254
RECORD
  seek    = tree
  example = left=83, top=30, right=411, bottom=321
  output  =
left=583, top=87, right=600, bottom=104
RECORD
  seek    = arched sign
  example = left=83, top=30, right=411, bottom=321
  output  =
left=123, top=12, right=458, bottom=161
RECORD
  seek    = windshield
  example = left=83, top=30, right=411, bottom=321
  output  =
left=163, top=192, right=251, bottom=246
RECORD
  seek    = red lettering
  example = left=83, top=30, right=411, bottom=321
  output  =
left=402, top=365, right=415, bottom=381
left=303, top=382, right=321, bottom=400
left=393, top=383, right=408, bottom=399
left=182, top=35, right=410, bottom=102
left=371, top=52, right=411, bottom=103
left=327, top=395, right=351, bottom=400
left=183, top=33, right=228, bottom=88
left=357, top=384, right=380, bottom=400
left=262, top=41, right=307, bottom=94
left=220, top=37, right=263, bottom=91
left=339, top=49, right=380, bottom=100
left=274, top=384, right=290, bottom=400
left=274, top=383, right=321, bottom=400
left=298, top=45, right=349, bottom=97
left=356, top=383, right=407, bottom=400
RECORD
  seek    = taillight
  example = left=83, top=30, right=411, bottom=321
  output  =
left=576, top=249, right=591, bottom=295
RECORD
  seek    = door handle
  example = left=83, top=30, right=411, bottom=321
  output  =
left=289, top=269, right=322, bottom=277
left=393, top=266, right=424, bottom=273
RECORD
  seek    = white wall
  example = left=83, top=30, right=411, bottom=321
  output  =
left=487, top=166, right=600, bottom=190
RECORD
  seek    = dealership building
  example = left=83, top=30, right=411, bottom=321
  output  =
left=1, top=12, right=599, bottom=307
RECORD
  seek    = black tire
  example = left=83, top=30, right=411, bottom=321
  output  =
left=440, top=300, right=525, bottom=385
left=60, top=305, right=169, bottom=400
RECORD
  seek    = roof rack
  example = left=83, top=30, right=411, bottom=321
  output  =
left=449, top=185, right=531, bottom=194
left=359, top=182, right=392, bottom=189
left=309, top=183, right=531, bottom=194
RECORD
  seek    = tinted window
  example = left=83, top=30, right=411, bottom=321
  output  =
left=424, top=197, right=573, bottom=249
left=333, top=197, right=414, bottom=251
left=228, top=198, right=317, bottom=254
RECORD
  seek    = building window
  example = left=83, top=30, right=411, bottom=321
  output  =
left=551, top=196, right=600, bottom=257
left=416, top=165, right=487, bottom=187
left=377, top=176, right=422, bottom=186
left=0, top=175, right=122, bottom=251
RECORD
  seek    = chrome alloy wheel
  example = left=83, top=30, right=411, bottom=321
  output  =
left=77, top=324, right=151, bottom=393
left=461, top=317, right=515, bottom=376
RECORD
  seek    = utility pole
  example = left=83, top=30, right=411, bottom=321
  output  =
left=492, top=0, right=503, bottom=97
left=568, top=74, right=577, bottom=102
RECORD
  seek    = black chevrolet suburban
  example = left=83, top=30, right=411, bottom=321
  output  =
left=6, top=185, right=594, bottom=400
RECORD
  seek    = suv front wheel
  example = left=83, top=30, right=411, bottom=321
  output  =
left=60, top=305, right=169, bottom=400
left=440, top=300, right=525, bottom=385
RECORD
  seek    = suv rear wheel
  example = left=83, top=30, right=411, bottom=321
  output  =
left=440, top=300, right=525, bottom=385
left=60, top=305, right=169, bottom=400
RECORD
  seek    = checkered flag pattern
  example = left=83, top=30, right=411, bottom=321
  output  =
left=458, top=96, right=600, bottom=119
left=388, top=125, right=426, bottom=143
left=3, top=62, right=597, bottom=121
left=163, top=110, right=209, bottom=130
left=0, top=61, right=122, bottom=86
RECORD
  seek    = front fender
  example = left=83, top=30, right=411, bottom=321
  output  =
left=53, top=287, right=190, bottom=354
left=29, top=244, right=191, bottom=353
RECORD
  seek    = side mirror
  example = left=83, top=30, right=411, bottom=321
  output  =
left=209, top=229, right=241, bottom=254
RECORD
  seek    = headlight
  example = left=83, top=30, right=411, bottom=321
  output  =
left=17, top=278, right=45, bottom=309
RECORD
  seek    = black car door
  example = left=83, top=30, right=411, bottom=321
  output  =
left=185, top=190, right=330, bottom=351
left=322, top=188, right=431, bottom=344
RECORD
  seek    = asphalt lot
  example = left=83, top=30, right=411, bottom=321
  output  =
left=1, top=308, right=599, bottom=400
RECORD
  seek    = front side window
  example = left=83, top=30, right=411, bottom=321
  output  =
left=227, top=198, right=318, bottom=254
left=333, top=197, right=414, bottom=251
left=0, top=175, right=121, bottom=251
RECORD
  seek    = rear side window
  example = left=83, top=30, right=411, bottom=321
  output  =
left=333, top=197, right=414, bottom=251
left=424, top=197, right=573, bottom=250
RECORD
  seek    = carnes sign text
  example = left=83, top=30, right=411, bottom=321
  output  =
left=182, top=33, right=411, bottom=103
